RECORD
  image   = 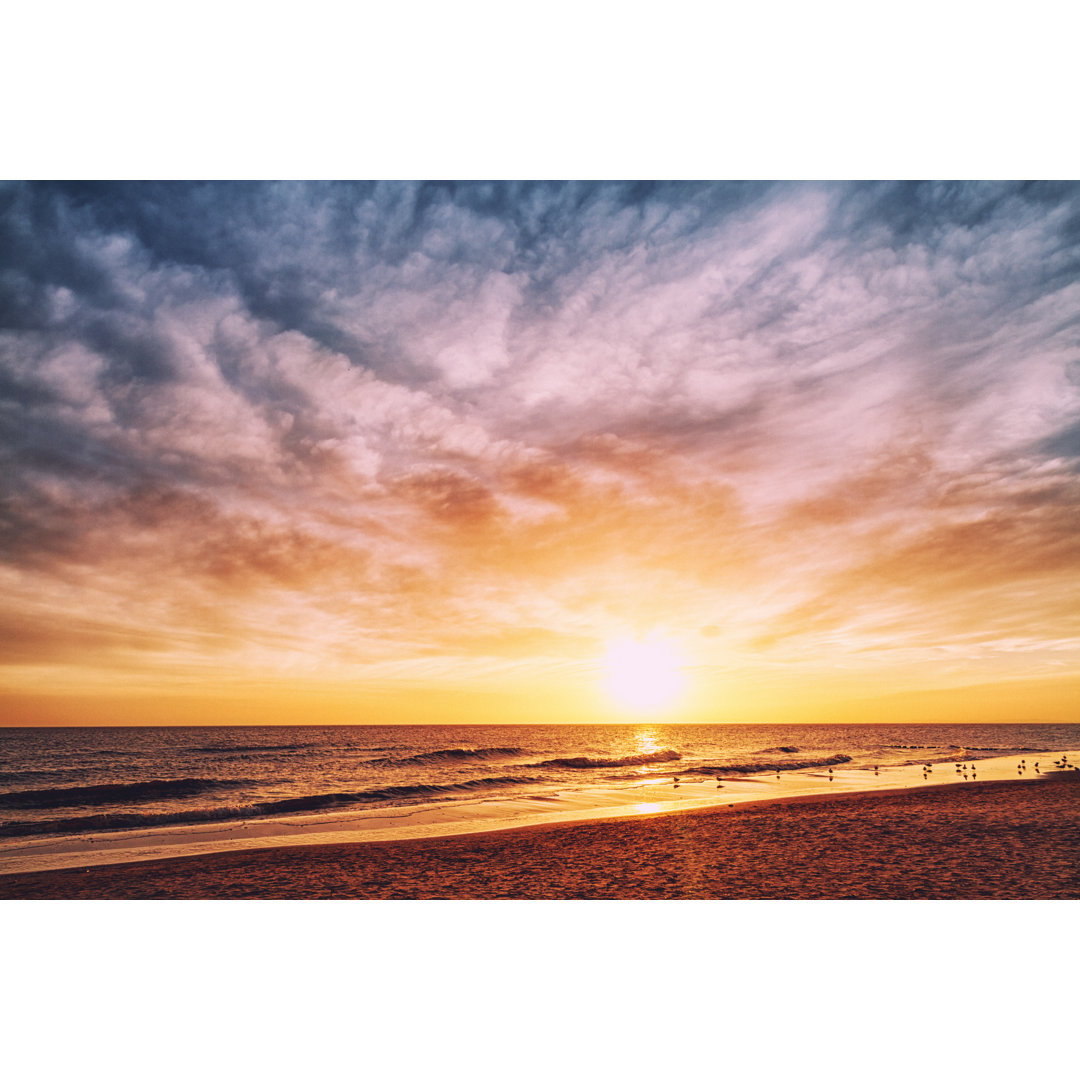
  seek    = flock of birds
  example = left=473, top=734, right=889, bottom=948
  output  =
left=671, top=753, right=1075, bottom=790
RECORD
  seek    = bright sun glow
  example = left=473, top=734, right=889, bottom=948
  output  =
left=602, top=637, right=686, bottom=712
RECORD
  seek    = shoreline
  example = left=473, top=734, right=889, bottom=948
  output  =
left=3, top=771, right=1078, bottom=899
left=1, top=748, right=1073, bottom=877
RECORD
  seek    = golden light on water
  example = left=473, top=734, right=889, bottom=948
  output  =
left=602, top=638, right=687, bottom=713
left=633, top=728, right=663, bottom=756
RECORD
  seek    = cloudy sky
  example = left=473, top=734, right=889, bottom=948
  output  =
left=2, top=181, right=1078, bottom=724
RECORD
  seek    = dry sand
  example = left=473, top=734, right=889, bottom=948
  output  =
left=3, top=773, right=1078, bottom=900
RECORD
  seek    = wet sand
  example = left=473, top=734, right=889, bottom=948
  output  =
left=4, top=773, right=1078, bottom=899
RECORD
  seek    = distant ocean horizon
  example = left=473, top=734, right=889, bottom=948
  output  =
left=3, top=721, right=1078, bottom=845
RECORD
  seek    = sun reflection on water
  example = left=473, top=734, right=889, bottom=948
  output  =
left=633, top=727, right=663, bottom=756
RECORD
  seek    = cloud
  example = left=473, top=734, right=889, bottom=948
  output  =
left=1, top=181, right=1078, bottom=696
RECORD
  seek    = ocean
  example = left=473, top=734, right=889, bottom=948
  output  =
left=2, top=722, right=1077, bottom=847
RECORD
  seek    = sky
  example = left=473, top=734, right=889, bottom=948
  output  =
left=1, top=180, right=1078, bottom=725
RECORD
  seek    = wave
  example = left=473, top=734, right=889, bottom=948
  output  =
left=0, top=768, right=101, bottom=785
left=678, top=753, right=853, bottom=777
left=363, top=746, right=528, bottom=768
left=0, top=775, right=547, bottom=837
left=951, top=745, right=1049, bottom=753
left=190, top=742, right=317, bottom=754
left=0, top=778, right=249, bottom=811
left=536, top=749, right=681, bottom=769
left=886, top=744, right=1048, bottom=753
left=755, top=746, right=800, bottom=754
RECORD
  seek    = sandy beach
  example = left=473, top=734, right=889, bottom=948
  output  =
left=4, top=772, right=1077, bottom=900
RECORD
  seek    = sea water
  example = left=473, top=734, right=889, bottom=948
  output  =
left=2, top=722, right=1077, bottom=847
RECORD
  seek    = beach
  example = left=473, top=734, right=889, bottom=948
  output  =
left=4, top=772, right=1077, bottom=900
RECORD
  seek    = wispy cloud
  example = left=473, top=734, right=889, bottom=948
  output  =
left=2, top=181, right=1078, bottom=713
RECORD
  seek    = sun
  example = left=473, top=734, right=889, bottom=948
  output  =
left=602, top=637, right=686, bottom=712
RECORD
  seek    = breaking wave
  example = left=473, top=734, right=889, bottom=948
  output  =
left=364, top=747, right=528, bottom=768
left=678, top=753, right=853, bottom=777
left=950, top=745, right=1049, bottom=753
left=885, top=744, right=1048, bottom=753
left=0, top=775, right=547, bottom=837
left=755, top=746, right=800, bottom=754
left=537, top=750, right=681, bottom=769
left=0, top=778, right=249, bottom=811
